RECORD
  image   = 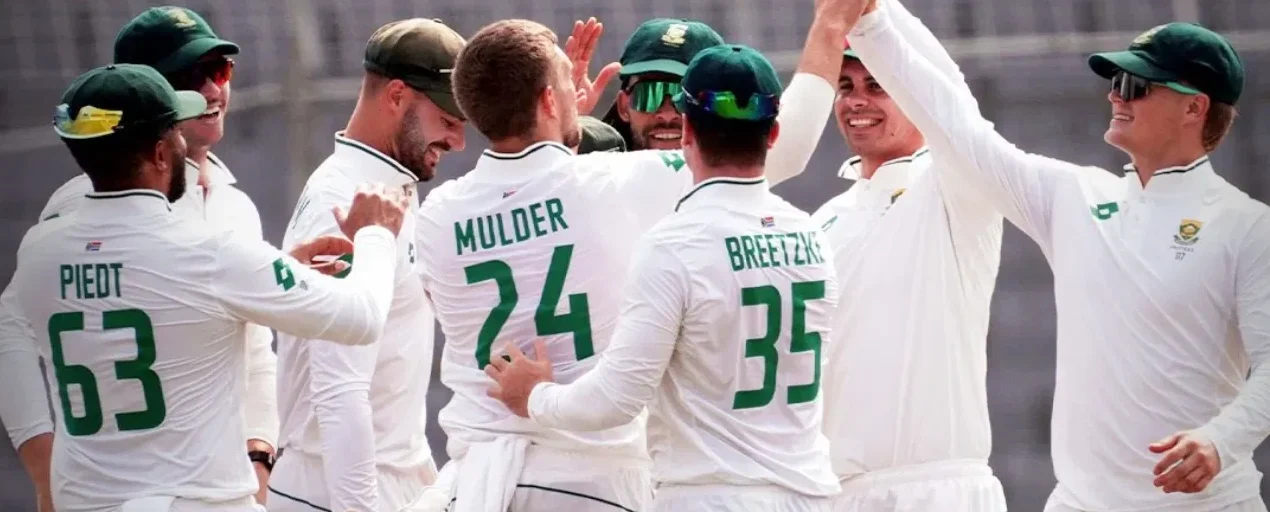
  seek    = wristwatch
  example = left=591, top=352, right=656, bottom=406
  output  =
left=248, top=450, right=275, bottom=473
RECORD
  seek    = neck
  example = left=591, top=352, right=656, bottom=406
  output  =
left=344, top=100, right=401, bottom=165
left=186, top=146, right=211, bottom=187
left=856, top=141, right=924, bottom=180
left=489, top=129, right=562, bottom=155
left=691, top=163, right=764, bottom=185
left=1129, top=143, right=1206, bottom=186
left=89, top=169, right=165, bottom=195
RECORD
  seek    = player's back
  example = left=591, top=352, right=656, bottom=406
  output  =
left=417, top=142, right=692, bottom=460
left=646, top=177, right=840, bottom=497
left=12, top=191, right=257, bottom=512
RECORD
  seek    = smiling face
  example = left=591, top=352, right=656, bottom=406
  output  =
left=617, top=72, right=684, bottom=150
left=834, top=58, right=923, bottom=163
left=1103, top=76, right=1205, bottom=159
left=173, top=52, right=233, bottom=152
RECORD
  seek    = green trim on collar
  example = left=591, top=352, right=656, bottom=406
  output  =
left=1129, top=155, right=1210, bottom=177
left=335, top=135, right=417, bottom=182
left=482, top=142, right=572, bottom=161
left=675, top=177, right=765, bottom=212
left=84, top=190, right=172, bottom=210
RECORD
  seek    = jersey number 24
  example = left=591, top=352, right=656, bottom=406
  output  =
left=465, top=244, right=592, bottom=369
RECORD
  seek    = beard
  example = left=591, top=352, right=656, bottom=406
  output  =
left=562, top=120, right=582, bottom=150
left=165, top=145, right=188, bottom=202
left=395, top=113, right=447, bottom=182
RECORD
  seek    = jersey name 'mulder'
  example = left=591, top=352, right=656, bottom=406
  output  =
left=724, top=232, right=825, bottom=271
left=59, top=262, right=125, bottom=300
left=454, top=198, right=570, bottom=256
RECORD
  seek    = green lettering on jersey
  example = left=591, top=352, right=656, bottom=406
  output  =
left=454, top=199, right=571, bottom=256
left=456, top=218, right=478, bottom=255
left=658, top=150, right=686, bottom=172
left=1091, top=202, right=1120, bottom=221
left=272, top=258, right=296, bottom=291
left=49, top=308, right=165, bottom=436
left=733, top=281, right=827, bottom=410
left=725, top=237, right=745, bottom=271
left=60, top=263, right=124, bottom=300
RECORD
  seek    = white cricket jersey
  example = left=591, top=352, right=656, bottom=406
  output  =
left=530, top=177, right=841, bottom=497
left=810, top=148, right=1002, bottom=477
left=8, top=189, right=398, bottom=512
left=417, top=72, right=835, bottom=462
left=1, top=154, right=279, bottom=450
left=274, top=133, right=435, bottom=511
left=853, top=9, right=1270, bottom=511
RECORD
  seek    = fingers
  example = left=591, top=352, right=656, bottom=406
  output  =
left=1150, top=432, right=1182, bottom=453
left=485, top=384, right=503, bottom=401
left=1154, top=449, right=1200, bottom=489
left=581, top=18, right=601, bottom=64
left=1153, top=442, right=1192, bottom=477
left=506, top=342, right=527, bottom=361
left=593, top=62, right=621, bottom=95
left=309, top=259, right=350, bottom=276
left=488, top=351, right=510, bottom=372
left=1191, top=472, right=1215, bottom=493
left=531, top=339, right=549, bottom=361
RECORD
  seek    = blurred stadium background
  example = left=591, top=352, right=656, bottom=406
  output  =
left=1, top=0, right=1269, bottom=510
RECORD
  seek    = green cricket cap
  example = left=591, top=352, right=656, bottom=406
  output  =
left=577, top=116, right=626, bottom=154
left=114, top=6, right=240, bottom=75
left=363, top=18, right=467, bottom=119
left=53, top=64, right=206, bottom=140
left=618, top=19, right=725, bottom=78
left=843, top=38, right=859, bottom=59
left=1089, top=22, right=1244, bottom=105
left=674, top=44, right=782, bottom=121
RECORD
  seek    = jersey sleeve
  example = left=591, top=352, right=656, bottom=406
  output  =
left=764, top=73, right=836, bottom=186
left=1197, top=213, right=1270, bottom=463
left=597, top=150, right=694, bottom=231
left=38, top=175, right=92, bottom=222
left=210, top=227, right=397, bottom=346
left=528, top=232, right=685, bottom=431
left=849, top=8, right=1090, bottom=249
left=0, top=276, right=53, bottom=449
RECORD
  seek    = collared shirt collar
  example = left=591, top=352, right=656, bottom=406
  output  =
left=837, top=147, right=931, bottom=189
left=473, top=141, right=574, bottom=180
left=675, top=176, right=768, bottom=212
left=185, top=152, right=237, bottom=187
left=332, top=131, right=420, bottom=187
left=1124, top=155, right=1218, bottom=199
left=80, top=189, right=173, bottom=216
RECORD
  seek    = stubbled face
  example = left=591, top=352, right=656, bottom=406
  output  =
left=553, top=48, right=582, bottom=149
left=395, top=92, right=466, bottom=182
left=834, top=59, right=922, bottom=161
left=1104, top=79, right=1196, bottom=158
left=618, top=72, right=683, bottom=150
left=159, top=128, right=189, bottom=202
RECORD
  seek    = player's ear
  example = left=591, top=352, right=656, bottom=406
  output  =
left=680, top=114, right=695, bottom=147
left=616, top=90, right=632, bottom=122
left=766, top=120, right=780, bottom=150
left=1185, top=93, right=1209, bottom=126
left=386, top=79, right=409, bottom=113
left=541, top=84, right=559, bottom=121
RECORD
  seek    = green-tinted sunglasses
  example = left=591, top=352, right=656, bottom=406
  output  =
left=627, top=81, right=683, bottom=113
left=673, top=89, right=779, bottom=121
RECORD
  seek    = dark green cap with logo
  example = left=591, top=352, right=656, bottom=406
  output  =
left=674, top=44, right=782, bottom=121
left=363, top=18, right=467, bottom=120
left=114, top=6, right=240, bottom=75
left=617, top=19, right=725, bottom=77
left=577, top=116, right=626, bottom=154
left=1089, top=22, right=1244, bottom=105
left=53, top=64, right=206, bottom=140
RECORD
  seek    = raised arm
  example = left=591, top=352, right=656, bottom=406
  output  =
left=848, top=6, right=1091, bottom=245
left=502, top=236, right=686, bottom=431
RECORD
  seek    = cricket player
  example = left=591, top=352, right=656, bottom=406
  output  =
left=269, top=18, right=466, bottom=512
left=417, top=3, right=855, bottom=508
left=598, top=18, right=724, bottom=150
left=809, top=1, right=1006, bottom=509
left=8, top=63, right=405, bottom=512
left=488, top=43, right=841, bottom=511
left=847, top=1, right=1269, bottom=510
left=0, top=6, right=278, bottom=508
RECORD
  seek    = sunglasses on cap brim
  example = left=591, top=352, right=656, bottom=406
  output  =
left=675, top=90, right=778, bottom=121
left=1110, top=70, right=1201, bottom=102
left=165, top=55, right=235, bottom=91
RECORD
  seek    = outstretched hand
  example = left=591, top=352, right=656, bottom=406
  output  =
left=566, top=17, right=621, bottom=116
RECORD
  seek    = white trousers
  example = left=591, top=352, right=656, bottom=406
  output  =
left=118, top=496, right=262, bottom=512
left=267, top=450, right=437, bottom=512
left=445, top=444, right=652, bottom=512
left=1044, top=495, right=1269, bottom=512
left=654, top=483, right=833, bottom=512
left=831, top=460, right=1007, bottom=512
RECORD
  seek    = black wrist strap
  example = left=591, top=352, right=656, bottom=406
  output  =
left=248, top=450, right=274, bottom=472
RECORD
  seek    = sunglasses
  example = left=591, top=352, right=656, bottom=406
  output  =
left=1110, top=70, right=1201, bottom=102
left=674, top=90, right=779, bottom=121
left=166, top=56, right=235, bottom=91
left=627, top=81, right=682, bottom=113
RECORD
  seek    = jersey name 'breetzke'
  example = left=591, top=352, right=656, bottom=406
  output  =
left=528, top=177, right=841, bottom=498
left=9, top=190, right=397, bottom=512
